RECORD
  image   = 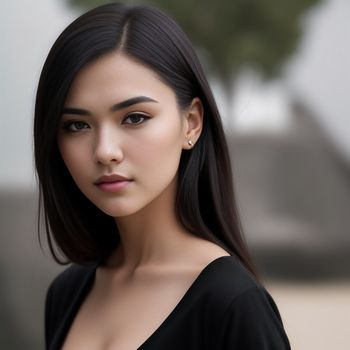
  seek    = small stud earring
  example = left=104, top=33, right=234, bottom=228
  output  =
left=188, top=140, right=194, bottom=147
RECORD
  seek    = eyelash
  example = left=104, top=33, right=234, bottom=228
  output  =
left=124, top=113, right=151, bottom=125
left=62, top=113, right=151, bottom=132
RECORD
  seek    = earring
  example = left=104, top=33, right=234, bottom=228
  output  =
left=188, top=140, right=194, bottom=148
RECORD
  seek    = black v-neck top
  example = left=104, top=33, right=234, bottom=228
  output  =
left=45, top=255, right=291, bottom=349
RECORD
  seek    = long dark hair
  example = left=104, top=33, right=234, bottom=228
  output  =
left=34, top=2, right=258, bottom=277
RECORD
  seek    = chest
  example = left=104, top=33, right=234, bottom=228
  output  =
left=60, top=270, right=199, bottom=350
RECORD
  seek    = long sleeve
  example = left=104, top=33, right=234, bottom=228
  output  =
left=214, top=286, right=291, bottom=349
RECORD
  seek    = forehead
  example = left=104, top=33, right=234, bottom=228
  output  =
left=64, top=52, right=176, bottom=107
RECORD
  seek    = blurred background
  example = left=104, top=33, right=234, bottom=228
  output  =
left=1, top=0, right=349, bottom=348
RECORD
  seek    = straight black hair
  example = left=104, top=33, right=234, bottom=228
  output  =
left=34, top=2, right=258, bottom=278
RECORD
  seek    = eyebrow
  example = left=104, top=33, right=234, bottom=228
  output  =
left=61, top=96, right=158, bottom=116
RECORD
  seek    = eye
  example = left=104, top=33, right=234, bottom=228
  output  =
left=122, top=113, right=150, bottom=125
left=62, top=120, right=89, bottom=132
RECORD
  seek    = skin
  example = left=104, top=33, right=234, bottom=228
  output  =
left=57, top=51, right=229, bottom=349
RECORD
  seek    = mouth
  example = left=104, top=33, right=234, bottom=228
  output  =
left=94, top=173, right=132, bottom=185
left=94, top=173, right=134, bottom=192
left=95, top=179, right=133, bottom=192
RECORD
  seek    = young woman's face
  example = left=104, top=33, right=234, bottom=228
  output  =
left=57, top=52, right=193, bottom=217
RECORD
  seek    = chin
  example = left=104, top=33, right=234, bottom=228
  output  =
left=92, top=200, right=144, bottom=218
left=95, top=205, right=135, bottom=218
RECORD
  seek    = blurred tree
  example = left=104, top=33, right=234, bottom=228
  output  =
left=68, top=0, right=322, bottom=88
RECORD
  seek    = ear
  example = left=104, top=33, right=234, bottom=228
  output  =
left=182, top=97, right=203, bottom=150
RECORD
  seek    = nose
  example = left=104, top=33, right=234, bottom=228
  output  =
left=93, top=126, right=124, bottom=165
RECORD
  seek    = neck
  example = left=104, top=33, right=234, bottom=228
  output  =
left=106, top=177, right=194, bottom=271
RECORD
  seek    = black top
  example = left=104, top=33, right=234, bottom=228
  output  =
left=45, top=255, right=291, bottom=349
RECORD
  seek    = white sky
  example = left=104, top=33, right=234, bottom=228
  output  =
left=0, top=0, right=349, bottom=189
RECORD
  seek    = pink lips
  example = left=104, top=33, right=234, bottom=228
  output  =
left=94, top=174, right=133, bottom=192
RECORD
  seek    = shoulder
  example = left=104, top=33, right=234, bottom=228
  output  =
left=46, top=264, right=94, bottom=305
left=201, top=256, right=291, bottom=349
left=48, top=263, right=93, bottom=290
left=212, top=286, right=291, bottom=349
left=197, top=255, right=261, bottom=324
left=201, top=255, right=261, bottom=305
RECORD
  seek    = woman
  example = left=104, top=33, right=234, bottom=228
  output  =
left=34, top=2, right=291, bottom=349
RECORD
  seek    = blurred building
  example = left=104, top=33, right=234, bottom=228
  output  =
left=229, top=98, right=350, bottom=279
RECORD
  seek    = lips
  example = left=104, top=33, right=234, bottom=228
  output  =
left=94, top=174, right=133, bottom=193
left=94, top=174, right=132, bottom=185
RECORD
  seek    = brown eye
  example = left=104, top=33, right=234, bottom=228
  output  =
left=63, top=121, right=90, bottom=132
left=123, top=113, right=150, bottom=125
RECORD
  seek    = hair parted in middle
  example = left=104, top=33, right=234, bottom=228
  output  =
left=34, top=2, right=258, bottom=278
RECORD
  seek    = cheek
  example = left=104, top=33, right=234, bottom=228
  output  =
left=133, top=119, right=183, bottom=170
left=58, top=138, right=88, bottom=183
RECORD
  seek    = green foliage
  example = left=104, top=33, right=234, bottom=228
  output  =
left=67, top=0, right=322, bottom=85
